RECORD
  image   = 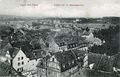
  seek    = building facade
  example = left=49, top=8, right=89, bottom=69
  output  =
left=37, top=49, right=85, bottom=77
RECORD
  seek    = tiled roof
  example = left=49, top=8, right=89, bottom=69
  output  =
left=54, top=50, right=85, bottom=72
left=54, top=35, right=86, bottom=47
left=8, top=47, right=20, bottom=58
left=32, top=49, right=46, bottom=59
left=21, top=44, right=34, bottom=59
left=22, top=45, right=46, bottom=60
left=72, top=50, right=86, bottom=57
left=8, top=43, right=45, bottom=60
left=54, top=50, right=75, bottom=64
left=37, top=49, right=85, bottom=72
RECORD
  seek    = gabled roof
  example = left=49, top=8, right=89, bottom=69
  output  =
left=8, top=44, right=45, bottom=60
left=54, top=50, right=75, bottom=64
left=8, top=47, right=20, bottom=58
left=21, top=44, right=34, bottom=59
left=21, top=44, right=46, bottom=60
left=54, top=50, right=85, bottom=64
left=37, top=49, right=85, bottom=72
left=54, top=50, right=85, bottom=72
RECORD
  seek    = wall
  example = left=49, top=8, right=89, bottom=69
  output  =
left=13, top=50, right=29, bottom=71
left=49, top=41, right=59, bottom=52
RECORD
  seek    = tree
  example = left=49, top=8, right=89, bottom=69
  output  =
left=89, top=25, right=119, bottom=56
left=0, top=25, right=14, bottom=39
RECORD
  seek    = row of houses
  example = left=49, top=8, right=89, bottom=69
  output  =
left=1, top=47, right=46, bottom=77
left=0, top=25, right=99, bottom=77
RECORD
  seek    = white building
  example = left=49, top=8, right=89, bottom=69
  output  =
left=5, top=47, right=46, bottom=77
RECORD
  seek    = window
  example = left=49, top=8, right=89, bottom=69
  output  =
left=21, top=57, right=23, bottom=60
left=41, top=63, right=43, bottom=65
left=52, top=58, right=54, bottom=62
left=18, top=62, right=20, bottom=66
left=18, top=57, right=20, bottom=61
left=17, top=68, right=19, bottom=71
left=22, top=61, right=24, bottom=65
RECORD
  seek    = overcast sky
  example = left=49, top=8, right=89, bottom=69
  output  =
left=0, top=0, right=120, bottom=17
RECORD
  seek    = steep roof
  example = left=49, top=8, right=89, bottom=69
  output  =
left=54, top=50, right=85, bottom=72
left=21, top=44, right=46, bottom=60
left=21, top=44, right=34, bottom=59
left=8, top=47, right=20, bottom=58
left=54, top=50, right=85, bottom=64
left=54, top=50, right=75, bottom=64
left=36, top=49, right=85, bottom=72
left=8, top=43, right=45, bottom=60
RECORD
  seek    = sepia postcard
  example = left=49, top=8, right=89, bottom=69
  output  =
left=0, top=0, right=119, bottom=77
